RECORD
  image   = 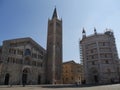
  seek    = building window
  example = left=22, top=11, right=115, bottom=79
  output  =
left=24, top=57, right=30, bottom=65
left=103, top=42, right=105, bottom=46
left=7, top=57, right=17, bottom=64
left=32, top=53, right=37, bottom=58
left=25, top=49, right=31, bottom=56
left=40, top=51, right=43, bottom=55
left=14, top=50, right=16, bottom=54
left=66, top=78, right=68, bottom=81
left=38, top=55, right=43, bottom=59
left=78, top=70, right=81, bottom=72
left=107, top=69, right=111, bottom=73
left=105, top=54, right=107, bottom=58
left=9, top=48, right=16, bottom=54
left=105, top=60, right=109, bottom=64
left=17, top=49, right=23, bottom=55
left=37, top=62, right=43, bottom=67
left=92, top=61, right=95, bottom=65
left=86, top=58, right=88, bottom=60
left=91, top=50, right=93, bottom=53
left=20, top=59, right=23, bottom=64
left=32, top=61, right=36, bottom=66
left=71, top=77, right=74, bottom=80
left=7, top=57, right=10, bottom=63
left=91, top=56, right=94, bottom=59
left=62, top=78, right=64, bottom=81
left=16, top=58, right=23, bottom=64
left=41, top=63, right=42, bottom=67
left=12, top=58, right=15, bottom=63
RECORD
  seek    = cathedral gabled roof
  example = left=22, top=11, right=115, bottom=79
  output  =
left=52, top=7, right=58, bottom=19
left=3, top=37, right=46, bottom=52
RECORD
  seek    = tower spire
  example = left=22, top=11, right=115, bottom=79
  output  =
left=82, top=28, right=86, bottom=38
left=94, top=27, right=97, bottom=35
left=82, top=28, right=86, bottom=33
left=52, top=7, right=58, bottom=19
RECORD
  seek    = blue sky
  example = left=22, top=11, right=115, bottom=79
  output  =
left=0, top=0, right=120, bottom=63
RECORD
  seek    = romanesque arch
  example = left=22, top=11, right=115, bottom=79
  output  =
left=4, top=73, right=10, bottom=85
left=22, top=68, right=30, bottom=85
left=90, top=67, right=99, bottom=83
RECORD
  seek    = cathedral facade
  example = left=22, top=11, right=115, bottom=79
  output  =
left=0, top=38, right=46, bottom=85
left=0, top=8, right=62, bottom=85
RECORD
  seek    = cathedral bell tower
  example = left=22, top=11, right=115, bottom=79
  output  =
left=46, top=8, right=62, bottom=84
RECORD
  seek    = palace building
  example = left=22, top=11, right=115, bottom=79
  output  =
left=62, top=60, right=84, bottom=84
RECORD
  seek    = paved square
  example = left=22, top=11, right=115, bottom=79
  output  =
left=0, top=84, right=120, bottom=90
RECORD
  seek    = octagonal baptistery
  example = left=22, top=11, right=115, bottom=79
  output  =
left=80, top=29, right=120, bottom=84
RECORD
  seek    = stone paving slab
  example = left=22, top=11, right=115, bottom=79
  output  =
left=0, top=84, right=120, bottom=90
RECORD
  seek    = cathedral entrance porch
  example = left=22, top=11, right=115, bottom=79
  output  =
left=22, top=69, right=28, bottom=86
